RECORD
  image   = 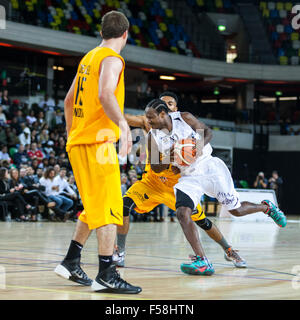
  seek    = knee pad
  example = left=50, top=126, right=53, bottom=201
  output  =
left=195, top=218, right=212, bottom=231
left=123, top=197, right=136, bottom=217
left=175, top=189, right=194, bottom=210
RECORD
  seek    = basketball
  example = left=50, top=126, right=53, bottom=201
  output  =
left=173, top=138, right=197, bottom=166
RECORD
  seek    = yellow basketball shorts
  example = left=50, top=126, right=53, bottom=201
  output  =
left=68, top=142, right=123, bottom=230
left=124, top=176, right=206, bottom=222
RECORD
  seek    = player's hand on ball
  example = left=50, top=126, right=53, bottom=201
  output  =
left=173, top=138, right=197, bottom=166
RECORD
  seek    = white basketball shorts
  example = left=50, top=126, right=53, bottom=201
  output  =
left=174, top=157, right=241, bottom=211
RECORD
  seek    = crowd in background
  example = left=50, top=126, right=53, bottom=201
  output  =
left=0, top=88, right=285, bottom=222
left=0, top=89, right=173, bottom=222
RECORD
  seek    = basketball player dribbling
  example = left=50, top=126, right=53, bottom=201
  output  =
left=54, top=11, right=141, bottom=294
left=145, top=98, right=287, bottom=275
left=114, top=92, right=247, bottom=274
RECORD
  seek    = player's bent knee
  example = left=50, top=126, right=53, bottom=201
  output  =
left=195, top=218, right=212, bottom=230
left=176, top=207, right=192, bottom=221
left=123, top=197, right=136, bottom=217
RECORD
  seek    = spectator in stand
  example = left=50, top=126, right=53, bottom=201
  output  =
left=20, top=166, right=57, bottom=220
left=26, top=110, right=37, bottom=125
left=2, top=89, right=10, bottom=106
left=0, top=106, right=7, bottom=124
left=253, top=171, right=268, bottom=189
left=30, top=129, right=39, bottom=144
left=6, top=127, right=20, bottom=148
left=39, top=167, right=72, bottom=222
left=50, top=130, right=59, bottom=143
left=35, top=111, right=45, bottom=127
left=10, top=168, right=38, bottom=221
left=54, top=164, right=60, bottom=176
left=130, top=176, right=138, bottom=186
left=54, top=137, right=66, bottom=156
left=54, top=167, right=77, bottom=219
left=39, top=157, right=49, bottom=169
left=51, top=109, right=64, bottom=128
left=121, top=174, right=128, bottom=196
left=1, top=159, right=12, bottom=171
left=13, top=144, right=29, bottom=168
left=57, top=152, right=69, bottom=169
left=48, top=156, right=57, bottom=167
left=38, top=129, right=49, bottom=146
left=68, top=174, right=83, bottom=218
left=0, top=145, right=11, bottom=162
left=268, top=170, right=283, bottom=206
left=18, top=127, right=31, bottom=146
left=39, top=94, right=55, bottom=111
left=43, top=141, right=55, bottom=157
left=10, top=117, right=22, bottom=135
left=36, top=168, right=44, bottom=180
left=0, top=167, right=33, bottom=221
left=16, top=110, right=25, bottom=124
left=0, top=126, right=7, bottom=145
left=31, top=158, right=39, bottom=173
left=54, top=168, right=76, bottom=199
left=0, top=92, right=2, bottom=105
left=27, top=142, right=44, bottom=164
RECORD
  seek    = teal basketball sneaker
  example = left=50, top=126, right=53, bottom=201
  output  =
left=262, top=200, right=287, bottom=228
left=180, top=255, right=215, bottom=275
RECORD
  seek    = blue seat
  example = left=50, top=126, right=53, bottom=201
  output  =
left=271, top=31, right=279, bottom=41
left=284, top=25, right=293, bottom=34
left=270, top=9, right=279, bottom=18
left=278, top=48, right=285, bottom=56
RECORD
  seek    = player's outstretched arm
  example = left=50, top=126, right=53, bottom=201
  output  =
left=147, top=132, right=169, bottom=173
left=99, top=56, right=132, bottom=156
left=125, top=113, right=150, bottom=132
left=180, top=112, right=212, bottom=145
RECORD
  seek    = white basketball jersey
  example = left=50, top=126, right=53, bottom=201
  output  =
left=150, top=112, right=213, bottom=174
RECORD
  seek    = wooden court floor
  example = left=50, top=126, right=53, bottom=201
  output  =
left=0, top=216, right=299, bottom=300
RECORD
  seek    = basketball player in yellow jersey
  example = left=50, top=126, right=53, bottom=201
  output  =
left=54, top=11, right=141, bottom=294
left=114, top=91, right=247, bottom=269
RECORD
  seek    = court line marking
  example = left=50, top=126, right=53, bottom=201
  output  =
left=125, top=266, right=300, bottom=283
left=125, top=253, right=299, bottom=277
left=1, top=255, right=299, bottom=284
left=3, top=284, right=148, bottom=300
left=0, top=248, right=298, bottom=279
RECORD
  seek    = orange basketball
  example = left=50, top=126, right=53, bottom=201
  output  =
left=173, top=138, right=197, bottom=167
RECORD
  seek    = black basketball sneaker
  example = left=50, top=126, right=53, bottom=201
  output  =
left=54, top=257, right=92, bottom=286
left=91, top=264, right=142, bottom=294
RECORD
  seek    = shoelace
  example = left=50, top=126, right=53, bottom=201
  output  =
left=189, top=254, right=201, bottom=262
left=227, top=248, right=242, bottom=262
left=264, top=202, right=282, bottom=221
left=111, top=269, right=131, bottom=288
left=74, top=265, right=89, bottom=279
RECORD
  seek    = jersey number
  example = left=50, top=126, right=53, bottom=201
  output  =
left=75, top=76, right=86, bottom=106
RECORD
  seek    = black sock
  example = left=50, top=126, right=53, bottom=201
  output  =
left=99, top=255, right=113, bottom=272
left=64, top=240, right=83, bottom=261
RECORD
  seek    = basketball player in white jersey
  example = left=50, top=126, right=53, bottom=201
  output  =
left=145, top=99, right=287, bottom=275
left=114, top=92, right=247, bottom=273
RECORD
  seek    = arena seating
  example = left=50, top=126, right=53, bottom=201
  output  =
left=10, top=0, right=201, bottom=58
left=258, top=1, right=300, bottom=65
left=186, top=0, right=235, bottom=14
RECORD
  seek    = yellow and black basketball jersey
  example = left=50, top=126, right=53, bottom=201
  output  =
left=66, top=47, right=125, bottom=151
